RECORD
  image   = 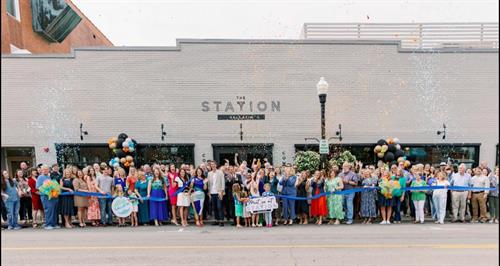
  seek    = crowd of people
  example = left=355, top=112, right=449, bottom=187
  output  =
left=1, top=156, right=498, bottom=230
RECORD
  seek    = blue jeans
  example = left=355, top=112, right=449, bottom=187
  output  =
left=210, top=194, right=223, bottom=221
left=5, top=200, right=20, bottom=228
left=99, top=198, right=113, bottom=225
left=282, top=197, right=296, bottom=220
left=343, top=193, right=355, bottom=222
left=393, top=196, right=402, bottom=222
left=41, top=196, right=58, bottom=227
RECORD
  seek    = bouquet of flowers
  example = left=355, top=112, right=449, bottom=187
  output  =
left=380, top=179, right=401, bottom=199
left=38, top=179, right=61, bottom=199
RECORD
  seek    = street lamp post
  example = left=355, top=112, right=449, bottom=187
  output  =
left=317, top=77, right=329, bottom=169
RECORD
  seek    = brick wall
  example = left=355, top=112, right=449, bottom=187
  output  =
left=1, top=41, right=498, bottom=165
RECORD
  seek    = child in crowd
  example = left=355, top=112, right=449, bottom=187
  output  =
left=128, top=189, right=140, bottom=227
left=232, top=183, right=244, bottom=228
left=113, top=185, right=127, bottom=227
left=262, top=183, right=274, bottom=228
left=241, top=191, right=251, bottom=227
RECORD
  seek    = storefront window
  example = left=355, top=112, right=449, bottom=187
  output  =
left=56, top=143, right=195, bottom=169
left=1, top=147, right=36, bottom=178
left=295, top=143, right=480, bottom=167
left=136, top=144, right=194, bottom=166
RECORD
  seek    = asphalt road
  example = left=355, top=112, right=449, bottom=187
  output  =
left=1, top=223, right=499, bottom=266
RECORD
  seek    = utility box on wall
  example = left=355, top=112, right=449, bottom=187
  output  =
left=31, top=0, right=82, bottom=43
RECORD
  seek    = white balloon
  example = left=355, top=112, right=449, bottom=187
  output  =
left=393, top=138, right=400, bottom=144
left=123, top=141, right=129, bottom=148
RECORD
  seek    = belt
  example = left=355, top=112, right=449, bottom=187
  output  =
left=472, top=191, right=485, bottom=194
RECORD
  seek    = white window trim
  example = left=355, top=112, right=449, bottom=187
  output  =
left=7, top=0, right=21, bottom=22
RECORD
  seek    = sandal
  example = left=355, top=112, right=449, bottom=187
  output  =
left=32, top=223, right=38, bottom=228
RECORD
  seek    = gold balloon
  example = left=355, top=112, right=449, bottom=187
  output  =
left=126, top=155, right=133, bottom=162
left=120, top=157, right=126, bottom=164
left=374, top=145, right=382, bottom=153
left=109, top=143, right=116, bottom=149
left=381, top=145, right=388, bottom=153
left=377, top=152, right=385, bottom=158
left=387, top=138, right=394, bottom=144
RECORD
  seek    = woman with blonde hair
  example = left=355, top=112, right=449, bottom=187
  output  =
left=73, top=169, right=89, bottom=228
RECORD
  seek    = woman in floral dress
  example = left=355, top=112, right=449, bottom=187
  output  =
left=85, top=167, right=101, bottom=226
left=325, top=168, right=344, bottom=225
left=360, top=169, right=378, bottom=224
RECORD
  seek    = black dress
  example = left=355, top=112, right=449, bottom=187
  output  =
left=295, top=181, right=309, bottom=215
left=60, top=178, right=75, bottom=216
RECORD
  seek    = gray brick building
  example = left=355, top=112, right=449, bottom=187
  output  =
left=1, top=39, right=498, bottom=173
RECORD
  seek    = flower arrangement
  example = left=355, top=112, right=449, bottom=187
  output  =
left=38, top=179, right=61, bottom=199
left=294, top=151, right=320, bottom=172
left=380, top=179, right=401, bottom=199
left=329, top=150, right=357, bottom=168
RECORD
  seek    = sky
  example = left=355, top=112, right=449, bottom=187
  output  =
left=73, top=0, right=499, bottom=46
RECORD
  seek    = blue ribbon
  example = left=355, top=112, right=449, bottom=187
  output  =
left=274, top=186, right=496, bottom=201
left=60, top=191, right=169, bottom=202
left=60, top=185, right=496, bottom=202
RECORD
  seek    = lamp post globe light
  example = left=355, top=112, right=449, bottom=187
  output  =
left=317, top=77, right=329, bottom=169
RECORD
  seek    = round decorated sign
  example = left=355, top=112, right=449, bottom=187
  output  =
left=111, top=196, right=133, bottom=218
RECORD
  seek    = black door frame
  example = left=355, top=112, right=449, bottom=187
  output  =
left=212, top=143, right=274, bottom=165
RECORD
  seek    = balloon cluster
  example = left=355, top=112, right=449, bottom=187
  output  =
left=373, top=137, right=407, bottom=164
left=108, top=133, right=137, bottom=168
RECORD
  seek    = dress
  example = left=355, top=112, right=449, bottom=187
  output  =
left=310, top=180, right=327, bottom=217
left=60, top=178, right=75, bottom=216
left=149, top=179, right=168, bottom=221
left=28, top=177, right=43, bottom=211
left=175, top=177, right=190, bottom=207
left=87, top=178, right=101, bottom=220
left=135, top=179, right=150, bottom=224
left=234, top=193, right=243, bottom=217
left=325, top=177, right=344, bottom=219
left=190, top=177, right=205, bottom=216
left=295, top=181, right=309, bottom=215
left=360, top=177, right=378, bottom=218
left=167, top=172, right=178, bottom=206
left=127, top=176, right=137, bottom=193
left=73, top=178, right=89, bottom=208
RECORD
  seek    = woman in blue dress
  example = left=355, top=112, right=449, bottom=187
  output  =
left=147, top=168, right=169, bottom=226
left=134, top=171, right=149, bottom=225
left=360, top=169, right=378, bottom=224
left=190, top=168, right=206, bottom=227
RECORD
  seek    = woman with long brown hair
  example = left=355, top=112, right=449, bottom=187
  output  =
left=73, top=169, right=89, bottom=228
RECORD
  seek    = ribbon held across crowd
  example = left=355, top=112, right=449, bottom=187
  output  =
left=59, top=185, right=496, bottom=202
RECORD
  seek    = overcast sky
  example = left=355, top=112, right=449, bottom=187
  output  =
left=73, top=0, right=499, bottom=46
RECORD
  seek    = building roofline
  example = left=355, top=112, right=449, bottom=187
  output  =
left=1, top=38, right=498, bottom=59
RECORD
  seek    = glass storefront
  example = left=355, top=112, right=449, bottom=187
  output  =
left=295, top=143, right=481, bottom=167
left=55, top=143, right=194, bottom=169
left=1, top=147, right=36, bottom=178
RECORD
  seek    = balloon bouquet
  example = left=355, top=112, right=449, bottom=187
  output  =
left=373, top=137, right=410, bottom=168
left=108, top=133, right=137, bottom=169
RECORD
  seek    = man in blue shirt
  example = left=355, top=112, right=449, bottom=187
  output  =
left=36, top=165, right=60, bottom=229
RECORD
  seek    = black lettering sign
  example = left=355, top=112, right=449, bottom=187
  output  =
left=217, top=114, right=265, bottom=120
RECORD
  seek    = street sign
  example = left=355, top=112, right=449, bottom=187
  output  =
left=319, top=139, right=329, bottom=154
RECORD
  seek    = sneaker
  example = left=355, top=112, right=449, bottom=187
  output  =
left=13, top=226, right=21, bottom=230
left=420, top=221, right=424, bottom=224
left=488, top=219, right=494, bottom=224
left=434, top=221, right=440, bottom=224
left=439, top=221, right=444, bottom=224
left=219, top=222, right=224, bottom=227
left=54, top=225, right=61, bottom=229
left=7, top=226, right=13, bottom=230
left=379, top=221, right=387, bottom=225
left=386, top=221, right=391, bottom=225
left=45, top=226, right=54, bottom=230
left=346, top=220, right=353, bottom=225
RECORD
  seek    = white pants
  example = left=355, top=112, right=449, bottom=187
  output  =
left=413, top=200, right=425, bottom=223
left=433, top=194, right=447, bottom=223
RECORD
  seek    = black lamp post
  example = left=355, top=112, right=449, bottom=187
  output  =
left=317, top=77, right=329, bottom=169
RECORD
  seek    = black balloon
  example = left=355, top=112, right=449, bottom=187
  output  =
left=116, top=138, right=125, bottom=148
left=377, top=139, right=387, bottom=146
left=384, top=152, right=395, bottom=162
left=394, top=150, right=404, bottom=158
left=118, top=133, right=128, bottom=139
left=115, top=149, right=125, bottom=158
left=388, top=144, right=397, bottom=153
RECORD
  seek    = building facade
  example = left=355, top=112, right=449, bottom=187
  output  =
left=1, top=39, right=498, bottom=174
left=1, top=0, right=112, bottom=54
